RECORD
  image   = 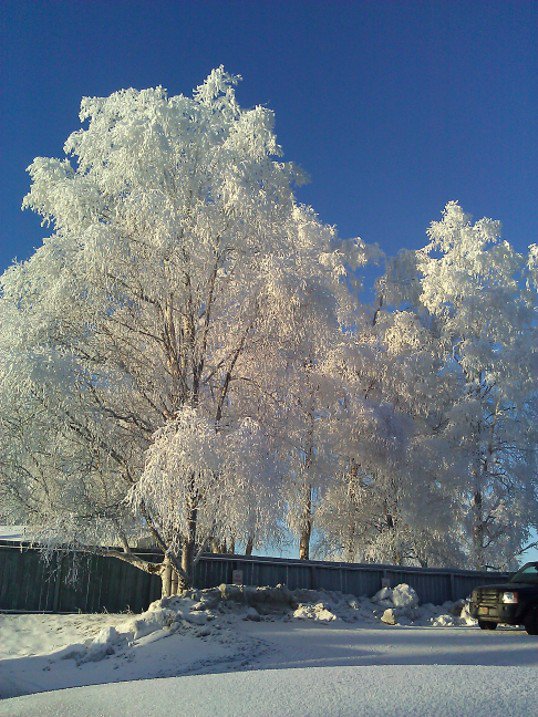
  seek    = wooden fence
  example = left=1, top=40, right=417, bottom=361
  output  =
left=0, top=540, right=510, bottom=613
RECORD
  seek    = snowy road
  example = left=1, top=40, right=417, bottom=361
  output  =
left=243, top=620, right=538, bottom=669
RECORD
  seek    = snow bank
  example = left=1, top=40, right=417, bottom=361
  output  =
left=293, top=602, right=337, bottom=622
left=46, top=595, right=226, bottom=668
left=369, top=585, right=475, bottom=627
left=180, top=581, right=475, bottom=627
left=392, top=583, right=419, bottom=608
left=34, top=581, right=475, bottom=670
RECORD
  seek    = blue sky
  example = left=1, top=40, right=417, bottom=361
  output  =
left=1, top=0, right=537, bottom=274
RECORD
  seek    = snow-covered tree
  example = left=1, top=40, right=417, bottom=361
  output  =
left=3, top=67, right=535, bottom=583
left=0, top=68, right=353, bottom=591
left=281, top=353, right=338, bottom=560
left=277, top=220, right=373, bottom=560
left=416, top=202, right=538, bottom=569
left=372, top=203, right=538, bottom=570
left=316, top=203, right=537, bottom=571
left=315, top=308, right=463, bottom=568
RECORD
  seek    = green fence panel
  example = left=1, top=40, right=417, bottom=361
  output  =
left=0, top=541, right=511, bottom=614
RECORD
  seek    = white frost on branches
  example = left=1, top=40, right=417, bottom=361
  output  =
left=0, top=67, right=536, bottom=583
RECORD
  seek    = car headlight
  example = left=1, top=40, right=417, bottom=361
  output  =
left=501, top=591, right=518, bottom=604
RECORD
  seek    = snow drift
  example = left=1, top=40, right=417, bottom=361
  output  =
left=62, top=581, right=476, bottom=666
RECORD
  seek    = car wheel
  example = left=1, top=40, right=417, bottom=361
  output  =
left=478, top=620, right=497, bottom=630
left=524, top=606, right=538, bottom=635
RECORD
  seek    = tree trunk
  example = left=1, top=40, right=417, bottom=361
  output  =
left=344, top=463, right=359, bottom=563
left=344, top=521, right=356, bottom=563
left=179, top=471, right=199, bottom=589
left=245, top=536, right=254, bottom=556
left=228, top=538, right=235, bottom=554
left=160, top=556, right=188, bottom=596
left=297, top=400, right=316, bottom=561
left=181, top=538, right=195, bottom=588
left=385, top=513, right=402, bottom=565
left=472, top=489, right=485, bottom=570
left=299, top=527, right=311, bottom=560
left=161, top=557, right=173, bottom=598
left=171, top=567, right=179, bottom=595
left=299, top=483, right=313, bottom=560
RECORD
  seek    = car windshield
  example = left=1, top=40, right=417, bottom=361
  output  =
left=510, top=563, right=538, bottom=584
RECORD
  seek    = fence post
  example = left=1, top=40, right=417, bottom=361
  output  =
left=449, top=572, right=455, bottom=601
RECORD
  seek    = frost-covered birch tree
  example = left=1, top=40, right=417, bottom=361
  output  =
left=315, top=308, right=463, bottom=567
left=366, top=203, right=538, bottom=570
left=278, top=225, right=374, bottom=560
left=316, top=204, right=537, bottom=570
left=415, top=202, right=538, bottom=569
left=0, top=68, right=352, bottom=591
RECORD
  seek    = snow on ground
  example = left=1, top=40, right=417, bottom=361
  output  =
left=1, top=583, right=537, bottom=715
left=2, top=665, right=536, bottom=717
left=0, top=598, right=268, bottom=700
left=0, top=612, right=120, bottom=661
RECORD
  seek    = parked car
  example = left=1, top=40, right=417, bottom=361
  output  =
left=470, top=562, right=538, bottom=635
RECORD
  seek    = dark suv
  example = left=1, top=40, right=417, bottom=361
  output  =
left=470, top=562, right=538, bottom=635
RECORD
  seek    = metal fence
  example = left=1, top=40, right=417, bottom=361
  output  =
left=0, top=540, right=510, bottom=613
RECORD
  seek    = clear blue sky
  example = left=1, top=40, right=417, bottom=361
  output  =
left=1, top=0, right=536, bottom=273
